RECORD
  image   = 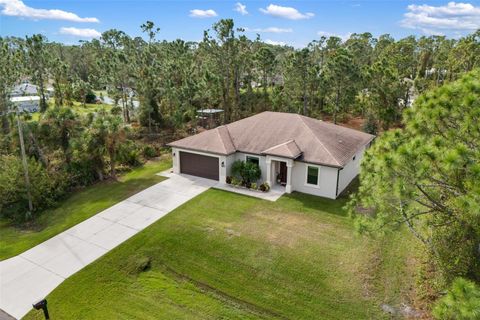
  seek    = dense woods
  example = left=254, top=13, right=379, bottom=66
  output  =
left=1, top=19, right=480, bottom=315
left=2, top=20, right=480, bottom=135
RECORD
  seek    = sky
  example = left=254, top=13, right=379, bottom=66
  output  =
left=0, top=0, right=479, bottom=47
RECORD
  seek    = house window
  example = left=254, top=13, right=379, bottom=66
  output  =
left=306, top=166, right=319, bottom=185
left=246, top=156, right=259, bottom=167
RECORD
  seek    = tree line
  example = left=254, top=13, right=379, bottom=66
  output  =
left=2, top=20, right=480, bottom=135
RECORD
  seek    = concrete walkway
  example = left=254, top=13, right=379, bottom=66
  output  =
left=159, top=171, right=285, bottom=202
left=0, top=174, right=216, bottom=319
left=213, top=183, right=285, bottom=201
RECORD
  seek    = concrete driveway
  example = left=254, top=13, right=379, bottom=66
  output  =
left=0, top=174, right=216, bottom=319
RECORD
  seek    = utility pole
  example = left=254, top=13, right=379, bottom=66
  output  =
left=15, top=103, right=33, bottom=214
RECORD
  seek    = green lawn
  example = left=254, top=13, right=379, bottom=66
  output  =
left=24, top=189, right=417, bottom=319
left=0, top=158, right=171, bottom=260
left=28, top=100, right=113, bottom=122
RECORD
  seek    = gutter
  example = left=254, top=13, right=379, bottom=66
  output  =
left=166, top=145, right=233, bottom=157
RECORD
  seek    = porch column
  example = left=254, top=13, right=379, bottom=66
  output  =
left=219, top=156, right=227, bottom=183
left=173, top=148, right=180, bottom=173
left=266, top=157, right=272, bottom=186
left=285, top=162, right=293, bottom=193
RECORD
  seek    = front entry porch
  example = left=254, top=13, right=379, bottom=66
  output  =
left=266, top=156, right=293, bottom=193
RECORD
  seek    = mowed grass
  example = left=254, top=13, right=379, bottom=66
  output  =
left=0, top=158, right=171, bottom=260
left=24, top=189, right=417, bottom=319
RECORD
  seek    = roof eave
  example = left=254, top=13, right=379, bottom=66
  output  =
left=166, top=144, right=234, bottom=156
left=335, top=135, right=376, bottom=167
left=260, top=151, right=303, bottom=160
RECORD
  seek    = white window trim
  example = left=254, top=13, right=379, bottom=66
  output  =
left=305, top=164, right=320, bottom=188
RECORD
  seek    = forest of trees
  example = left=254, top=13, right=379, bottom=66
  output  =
left=1, top=19, right=480, bottom=316
left=2, top=20, right=480, bottom=135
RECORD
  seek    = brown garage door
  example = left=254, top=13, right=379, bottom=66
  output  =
left=180, top=152, right=219, bottom=181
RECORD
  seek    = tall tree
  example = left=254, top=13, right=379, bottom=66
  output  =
left=98, top=30, right=132, bottom=123
left=0, top=37, right=23, bottom=133
left=201, top=19, right=240, bottom=123
left=135, top=21, right=162, bottom=132
left=255, top=46, right=276, bottom=111
left=40, top=106, right=78, bottom=164
left=349, top=70, right=480, bottom=281
left=324, top=46, right=358, bottom=123
left=25, top=34, right=49, bottom=112
left=87, top=113, right=126, bottom=179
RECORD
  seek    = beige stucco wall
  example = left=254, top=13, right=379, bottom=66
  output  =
left=290, top=161, right=338, bottom=199
left=337, top=145, right=366, bottom=196
left=172, top=143, right=369, bottom=199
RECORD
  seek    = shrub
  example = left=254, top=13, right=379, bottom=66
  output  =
left=226, top=176, right=232, bottom=184
left=251, top=182, right=257, bottom=190
left=110, top=105, right=122, bottom=115
left=67, top=158, right=97, bottom=187
left=231, top=160, right=261, bottom=186
left=231, top=160, right=243, bottom=179
left=363, top=114, right=378, bottom=135
left=433, top=278, right=480, bottom=319
left=231, top=177, right=241, bottom=186
left=142, top=145, right=158, bottom=159
left=0, top=155, right=68, bottom=222
left=117, top=141, right=142, bottom=167
left=259, top=182, right=270, bottom=192
left=85, top=91, right=96, bottom=104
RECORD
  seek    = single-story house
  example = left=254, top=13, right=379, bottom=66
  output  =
left=11, top=82, right=54, bottom=98
left=168, top=111, right=375, bottom=199
left=9, top=96, right=40, bottom=113
left=11, top=82, right=39, bottom=97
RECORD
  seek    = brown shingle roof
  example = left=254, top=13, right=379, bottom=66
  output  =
left=168, top=112, right=375, bottom=167
left=262, top=140, right=302, bottom=159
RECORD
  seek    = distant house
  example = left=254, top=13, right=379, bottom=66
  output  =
left=11, top=82, right=39, bottom=97
left=10, top=82, right=53, bottom=99
left=9, top=96, right=40, bottom=113
left=168, top=111, right=374, bottom=199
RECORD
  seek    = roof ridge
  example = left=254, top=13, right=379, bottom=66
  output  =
left=262, top=139, right=295, bottom=152
left=262, top=139, right=302, bottom=159
left=216, top=125, right=236, bottom=154
left=286, top=140, right=300, bottom=154
left=297, top=114, right=341, bottom=166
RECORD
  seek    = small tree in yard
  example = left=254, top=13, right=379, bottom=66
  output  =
left=231, top=160, right=261, bottom=187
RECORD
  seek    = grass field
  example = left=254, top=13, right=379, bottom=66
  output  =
left=28, top=100, right=113, bottom=122
left=24, top=188, right=418, bottom=319
left=0, top=158, right=171, bottom=260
